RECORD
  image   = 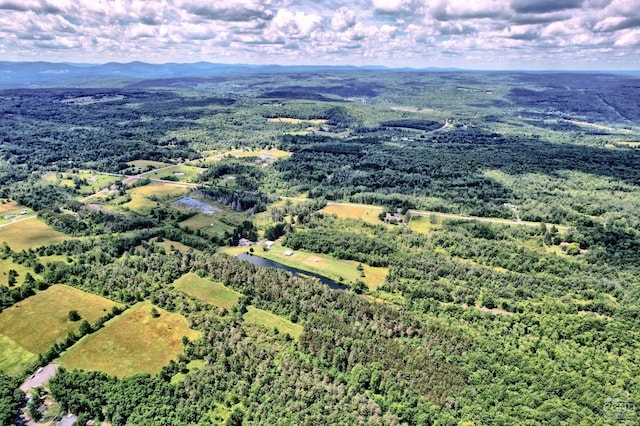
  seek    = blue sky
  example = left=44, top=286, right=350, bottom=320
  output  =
left=1, top=0, right=638, bottom=69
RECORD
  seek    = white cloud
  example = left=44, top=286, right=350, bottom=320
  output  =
left=269, top=9, right=323, bottom=39
left=0, top=0, right=637, bottom=69
left=331, top=7, right=356, bottom=31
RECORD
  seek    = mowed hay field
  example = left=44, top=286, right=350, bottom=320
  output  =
left=267, top=117, right=327, bottom=126
left=174, top=273, right=240, bottom=310
left=60, top=303, right=200, bottom=377
left=244, top=306, right=302, bottom=340
left=0, top=334, right=38, bottom=376
left=0, top=217, right=69, bottom=251
left=122, top=181, right=190, bottom=211
left=128, top=159, right=172, bottom=169
left=0, top=285, right=119, bottom=354
left=143, top=165, right=203, bottom=182
left=321, top=204, right=384, bottom=225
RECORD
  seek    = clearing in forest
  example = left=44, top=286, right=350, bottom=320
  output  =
left=0, top=218, right=69, bottom=251
left=59, top=302, right=200, bottom=377
left=143, top=165, right=203, bottom=182
left=0, top=285, right=119, bottom=354
left=174, top=273, right=241, bottom=310
left=321, top=204, right=384, bottom=225
left=267, top=117, right=327, bottom=125
left=122, top=181, right=190, bottom=211
left=0, top=200, right=28, bottom=214
left=127, top=159, right=172, bottom=169
left=244, top=306, right=302, bottom=340
left=0, top=258, right=40, bottom=286
left=258, top=242, right=387, bottom=291
left=179, top=213, right=234, bottom=237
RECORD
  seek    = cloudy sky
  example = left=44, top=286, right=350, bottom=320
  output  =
left=0, top=0, right=638, bottom=69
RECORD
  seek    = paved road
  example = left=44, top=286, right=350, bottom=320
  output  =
left=19, top=363, right=60, bottom=392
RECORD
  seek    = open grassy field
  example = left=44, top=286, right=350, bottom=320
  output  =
left=179, top=213, right=218, bottom=230
left=128, top=159, right=172, bottom=169
left=174, top=273, right=241, bottom=310
left=59, top=303, right=200, bottom=377
left=321, top=203, right=384, bottom=225
left=267, top=117, right=327, bottom=126
left=179, top=213, right=234, bottom=237
left=0, top=217, right=69, bottom=251
left=257, top=242, right=388, bottom=291
left=217, top=246, right=249, bottom=256
left=152, top=239, right=197, bottom=254
left=244, top=306, right=302, bottom=340
left=199, top=148, right=292, bottom=163
left=143, top=165, right=203, bottom=182
left=0, top=334, right=37, bottom=376
left=0, top=258, right=40, bottom=286
left=0, top=285, right=119, bottom=354
left=408, top=215, right=443, bottom=233
left=42, top=172, right=119, bottom=196
left=122, top=181, right=190, bottom=212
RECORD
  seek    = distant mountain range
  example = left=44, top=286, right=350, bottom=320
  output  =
left=0, top=61, right=637, bottom=89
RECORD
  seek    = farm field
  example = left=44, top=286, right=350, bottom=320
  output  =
left=0, top=217, right=69, bottom=251
left=0, top=334, right=37, bottom=376
left=0, top=285, right=119, bottom=354
left=321, top=203, right=384, bottom=225
left=152, top=239, right=196, bottom=254
left=244, top=306, right=302, bottom=340
left=174, top=273, right=241, bottom=310
left=257, top=242, right=387, bottom=290
left=199, top=147, right=292, bottom=163
left=59, top=302, right=200, bottom=377
left=122, top=181, right=190, bottom=212
left=128, top=159, right=172, bottom=169
left=267, top=117, right=327, bottom=125
left=42, top=172, right=119, bottom=196
left=179, top=214, right=234, bottom=237
left=143, top=164, right=203, bottom=182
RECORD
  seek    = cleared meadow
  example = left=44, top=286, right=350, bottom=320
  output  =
left=174, top=273, right=241, bottom=310
left=143, top=165, right=203, bottom=182
left=244, top=306, right=302, bottom=340
left=0, top=284, right=119, bottom=354
left=59, top=302, right=200, bottom=377
left=0, top=334, right=37, bottom=376
left=0, top=218, right=69, bottom=251
left=122, top=181, right=190, bottom=211
left=128, top=160, right=172, bottom=169
left=321, top=203, right=384, bottom=225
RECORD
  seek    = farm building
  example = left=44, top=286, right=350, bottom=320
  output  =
left=238, top=238, right=254, bottom=247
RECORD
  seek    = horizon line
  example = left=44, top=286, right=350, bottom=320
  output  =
left=1, top=60, right=638, bottom=74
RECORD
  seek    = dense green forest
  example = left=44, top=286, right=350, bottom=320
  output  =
left=0, top=71, right=639, bottom=425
